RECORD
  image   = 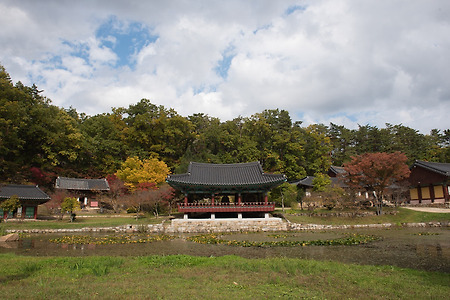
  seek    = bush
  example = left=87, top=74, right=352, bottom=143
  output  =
left=127, top=207, right=137, bottom=214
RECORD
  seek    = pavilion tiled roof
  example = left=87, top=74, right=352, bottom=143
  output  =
left=0, top=184, right=50, bottom=201
left=55, top=177, right=110, bottom=191
left=412, top=160, right=450, bottom=177
left=167, top=162, right=286, bottom=192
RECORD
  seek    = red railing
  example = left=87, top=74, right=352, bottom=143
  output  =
left=177, top=202, right=275, bottom=213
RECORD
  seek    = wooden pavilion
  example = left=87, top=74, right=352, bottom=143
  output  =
left=55, top=177, right=110, bottom=208
left=166, top=162, right=286, bottom=219
left=409, top=160, right=449, bottom=205
left=0, top=185, right=50, bottom=219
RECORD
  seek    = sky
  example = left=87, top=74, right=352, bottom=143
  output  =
left=1, top=0, right=449, bottom=134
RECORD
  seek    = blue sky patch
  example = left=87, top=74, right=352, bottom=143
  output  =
left=285, top=5, right=307, bottom=16
left=62, top=40, right=90, bottom=63
left=95, top=16, right=158, bottom=68
left=215, top=46, right=236, bottom=79
left=329, top=112, right=358, bottom=122
left=193, top=84, right=217, bottom=95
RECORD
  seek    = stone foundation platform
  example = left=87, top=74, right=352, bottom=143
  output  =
left=169, top=217, right=287, bottom=233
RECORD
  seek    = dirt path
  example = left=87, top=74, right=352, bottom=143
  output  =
left=404, top=207, right=450, bottom=213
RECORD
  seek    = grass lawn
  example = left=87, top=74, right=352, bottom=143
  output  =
left=0, top=215, right=171, bottom=231
left=283, top=207, right=450, bottom=225
left=0, top=254, right=448, bottom=299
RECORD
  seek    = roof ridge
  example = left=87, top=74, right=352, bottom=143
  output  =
left=414, top=160, right=450, bottom=176
left=190, top=161, right=259, bottom=166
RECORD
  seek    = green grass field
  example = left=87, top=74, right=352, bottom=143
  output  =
left=0, top=215, right=171, bottom=231
left=0, top=254, right=448, bottom=299
left=1, top=208, right=449, bottom=299
left=283, top=207, right=449, bottom=225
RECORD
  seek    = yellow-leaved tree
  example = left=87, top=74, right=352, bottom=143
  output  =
left=116, top=156, right=170, bottom=191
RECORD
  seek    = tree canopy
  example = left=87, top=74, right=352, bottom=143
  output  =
left=0, top=64, right=448, bottom=192
left=343, top=152, right=411, bottom=215
left=115, top=156, right=170, bottom=191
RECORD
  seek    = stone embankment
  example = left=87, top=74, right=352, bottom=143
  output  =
left=5, top=218, right=449, bottom=234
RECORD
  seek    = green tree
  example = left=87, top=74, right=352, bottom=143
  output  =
left=353, top=125, right=390, bottom=154
left=424, top=129, right=450, bottom=163
left=328, top=122, right=356, bottom=165
left=385, top=123, right=428, bottom=164
left=61, top=197, right=80, bottom=222
left=0, top=65, right=84, bottom=183
left=303, top=124, right=332, bottom=175
left=270, top=182, right=298, bottom=212
left=80, top=113, right=127, bottom=174
left=118, top=99, right=195, bottom=169
left=312, top=173, right=331, bottom=192
left=244, top=109, right=306, bottom=179
left=0, top=195, right=21, bottom=219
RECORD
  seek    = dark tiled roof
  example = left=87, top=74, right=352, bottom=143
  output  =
left=0, top=184, right=50, bottom=200
left=412, top=160, right=450, bottom=177
left=329, top=166, right=346, bottom=175
left=291, top=176, right=315, bottom=188
left=291, top=176, right=347, bottom=188
left=167, top=162, right=286, bottom=190
left=55, top=177, right=110, bottom=191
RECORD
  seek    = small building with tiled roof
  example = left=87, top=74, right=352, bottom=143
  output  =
left=0, top=184, right=50, bottom=219
left=291, top=175, right=348, bottom=197
left=166, top=162, right=286, bottom=219
left=327, top=166, right=346, bottom=177
left=409, top=160, right=450, bottom=205
left=55, top=177, right=110, bottom=208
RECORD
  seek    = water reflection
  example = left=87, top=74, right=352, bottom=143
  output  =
left=1, top=227, right=448, bottom=273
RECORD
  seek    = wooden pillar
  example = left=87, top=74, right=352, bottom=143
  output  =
left=429, top=185, right=435, bottom=203
left=264, top=193, right=268, bottom=205
left=417, top=186, right=422, bottom=204
left=444, top=184, right=449, bottom=202
left=237, top=193, right=242, bottom=205
left=211, top=193, right=215, bottom=205
left=34, top=206, right=37, bottom=219
left=21, top=206, right=26, bottom=219
left=184, top=193, right=188, bottom=205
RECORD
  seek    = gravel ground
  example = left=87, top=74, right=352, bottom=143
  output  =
left=404, top=207, right=450, bottom=213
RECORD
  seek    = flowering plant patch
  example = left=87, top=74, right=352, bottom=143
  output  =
left=414, top=232, right=440, bottom=236
left=187, top=233, right=380, bottom=247
left=49, top=234, right=175, bottom=245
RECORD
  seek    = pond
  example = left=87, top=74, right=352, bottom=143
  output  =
left=1, top=227, right=449, bottom=273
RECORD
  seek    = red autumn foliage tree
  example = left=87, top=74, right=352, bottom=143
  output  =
left=123, top=183, right=176, bottom=219
left=343, top=152, right=410, bottom=215
left=104, top=174, right=128, bottom=213
left=46, top=189, right=73, bottom=219
left=30, top=167, right=55, bottom=188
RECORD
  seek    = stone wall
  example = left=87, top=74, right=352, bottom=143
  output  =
left=169, top=217, right=288, bottom=233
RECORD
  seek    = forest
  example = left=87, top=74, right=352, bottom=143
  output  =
left=1, top=64, right=449, bottom=193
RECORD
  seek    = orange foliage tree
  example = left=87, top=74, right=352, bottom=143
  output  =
left=343, top=152, right=410, bottom=215
left=115, top=156, right=170, bottom=191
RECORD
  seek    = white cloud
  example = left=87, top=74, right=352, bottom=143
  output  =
left=0, top=0, right=449, bottom=134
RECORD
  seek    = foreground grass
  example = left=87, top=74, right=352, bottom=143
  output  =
left=0, top=254, right=448, bottom=299
left=283, top=207, right=450, bottom=225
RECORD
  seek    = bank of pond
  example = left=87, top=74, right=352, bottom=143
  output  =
left=1, top=227, right=448, bottom=273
